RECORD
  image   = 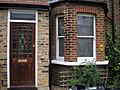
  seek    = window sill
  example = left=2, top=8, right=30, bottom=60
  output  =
left=51, top=60, right=109, bottom=66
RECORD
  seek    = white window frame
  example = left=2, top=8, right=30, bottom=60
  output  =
left=77, top=14, right=96, bottom=63
left=56, top=15, right=64, bottom=61
left=7, top=9, right=38, bottom=88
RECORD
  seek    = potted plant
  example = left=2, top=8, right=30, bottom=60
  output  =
left=69, top=61, right=101, bottom=90
left=69, top=66, right=86, bottom=90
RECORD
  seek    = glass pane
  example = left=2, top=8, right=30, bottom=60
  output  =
left=13, top=30, right=17, bottom=53
left=78, top=38, right=93, bottom=57
left=12, top=24, right=34, bottom=59
left=28, top=31, right=32, bottom=53
left=28, top=43, right=32, bottom=53
left=18, top=31, right=27, bottom=55
left=59, top=38, right=64, bottom=56
left=29, top=54, right=32, bottom=58
left=13, top=54, right=17, bottom=58
left=13, top=31, right=17, bottom=41
left=58, top=17, right=64, bottom=36
left=13, top=42, right=17, bottom=49
left=13, top=49, right=17, bottom=53
left=77, top=16, right=93, bottom=36
left=10, top=11, right=35, bottom=20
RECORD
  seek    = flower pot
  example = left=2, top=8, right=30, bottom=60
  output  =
left=69, top=85, right=85, bottom=90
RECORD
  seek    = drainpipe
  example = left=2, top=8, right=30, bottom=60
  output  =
left=106, top=0, right=115, bottom=80
left=111, top=0, right=115, bottom=44
left=105, top=0, right=115, bottom=44
left=49, top=6, right=52, bottom=90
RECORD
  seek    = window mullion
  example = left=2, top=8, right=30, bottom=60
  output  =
left=77, top=36, right=94, bottom=38
left=58, top=36, right=64, bottom=38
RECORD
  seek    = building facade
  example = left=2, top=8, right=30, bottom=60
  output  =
left=0, top=0, right=49, bottom=90
left=0, top=0, right=117, bottom=90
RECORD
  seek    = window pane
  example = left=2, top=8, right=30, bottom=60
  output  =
left=59, top=38, right=64, bottom=56
left=78, top=38, right=93, bottom=57
left=18, top=31, right=27, bottom=54
left=10, top=11, right=35, bottom=20
left=58, top=17, right=64, bottom=36
left=77, top=16, right=93, bottom=36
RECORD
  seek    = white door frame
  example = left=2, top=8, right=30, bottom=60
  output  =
left=7, top=9, right=38, bottom=88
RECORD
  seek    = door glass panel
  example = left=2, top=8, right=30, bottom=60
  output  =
left=13, top=30, right=17, bottom=58
left=13, top=54, right=17, bottom=58
left=13, top=38, right=17, bottom=51
left=18, top=31, right=27, bottom=58
left=12, top=24, right=33, bottom=59
left=28, top=31, right=32, bottom=58
left=13, top=43, right=17, bottom=51
left=29, top=54, right=32, bottom=58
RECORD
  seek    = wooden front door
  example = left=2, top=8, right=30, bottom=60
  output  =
left=10, top=23, right=35, bottom=87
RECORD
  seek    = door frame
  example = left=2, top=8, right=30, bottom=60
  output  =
left=7, top=9, right=38, bottom=88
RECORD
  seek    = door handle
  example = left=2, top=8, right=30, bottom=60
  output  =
left=33, top=44, right=35, bottom=47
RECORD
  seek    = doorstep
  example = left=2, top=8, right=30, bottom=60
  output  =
left=7, top=87, right=37, bottom=90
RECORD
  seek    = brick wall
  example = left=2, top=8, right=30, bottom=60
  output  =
left=0, top=9, right=8, bottom=90
left=64, top=4, right=77, bottom=62
left=51, top=64, right=108, bottom=89
left=37, top=10, right=49, bottom=90
left=51, top=3, right=106, bottom=62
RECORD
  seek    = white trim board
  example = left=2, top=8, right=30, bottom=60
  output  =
left=35, top=11, right=38, bottom=87
left=7, top=10, right=38, bottom=88
left=52, top=60, right=109, bottom=66
left=7, top=10, right=10, bottom=88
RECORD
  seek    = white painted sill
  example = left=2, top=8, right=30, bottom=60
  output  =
left=51, top=60, right=109, bottom=66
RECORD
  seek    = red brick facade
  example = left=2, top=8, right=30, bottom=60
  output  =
left=51, top=2, right=106, bottom=62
